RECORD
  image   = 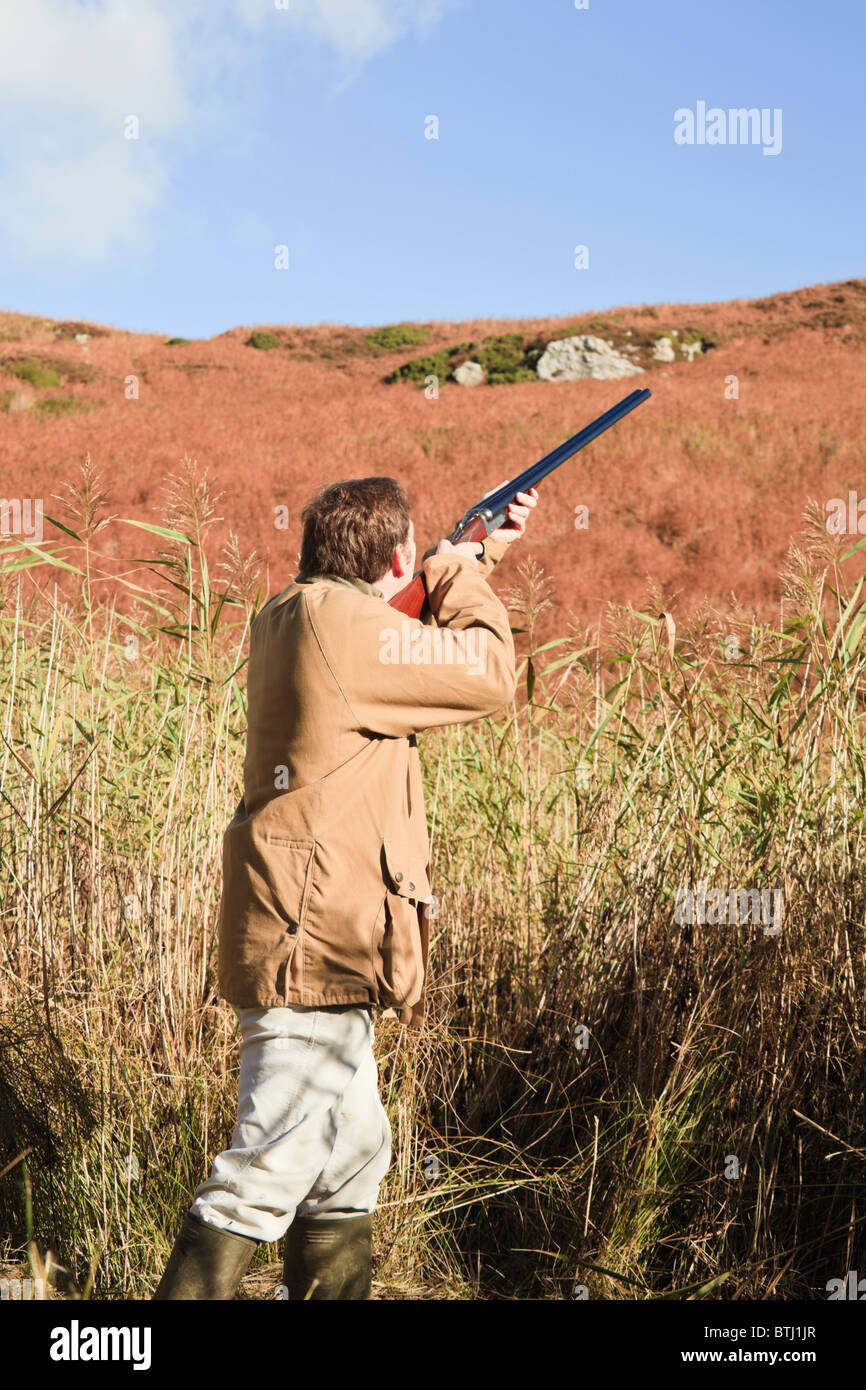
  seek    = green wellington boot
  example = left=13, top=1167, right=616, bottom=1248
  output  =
left=282, top=1214, right=373, bottom=1300
left=152, top=1210, right=257, bottom=1300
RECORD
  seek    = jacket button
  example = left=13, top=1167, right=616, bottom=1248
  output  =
left=394, top=872, right=403, bottom=882
left=287, top=922, right=298, bottom=935
left=408, top=882, right=416, bottom=892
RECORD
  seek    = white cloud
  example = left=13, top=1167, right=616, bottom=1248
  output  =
left=235, top=0, right=452, bottom=64
left=0, top=0, right=452, bottom=266
left=0, top=0, right=188, bottom=265
left=0, top=137, right=167, bottom=264
left=0, top=1, right=187, bottom=129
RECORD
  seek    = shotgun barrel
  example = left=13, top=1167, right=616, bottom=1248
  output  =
left=389, top=386, right=652, bottom=617
left=449, top=386, right=652, bottom=542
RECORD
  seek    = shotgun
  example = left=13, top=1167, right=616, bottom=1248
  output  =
left=389, top=386, right=652, bottom=618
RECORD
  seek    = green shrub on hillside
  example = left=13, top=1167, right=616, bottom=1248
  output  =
left=246, top=331, right=281, bottom=350
left=386, top=344, right=473, bottom=386
left=366, top=324, right=430, bottom=351
left=165, top=337, right=191, bottom=347
left=387, top=332, right=546, bottom=387
left=652, top=328, right=714, bottom=349
left=0, top=389, right=95, bottom=416
left=477, top=332, right=547, bottom=385
left=34, top=395, right=96, bottom=419
left=9, top=361, right=61, bottom=388
left=489, top=365, right=539, bottom=385
left=549, top=324, right=587, bottom=341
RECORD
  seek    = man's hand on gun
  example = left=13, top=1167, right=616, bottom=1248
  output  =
left=435, top=486, right=539, bottom=563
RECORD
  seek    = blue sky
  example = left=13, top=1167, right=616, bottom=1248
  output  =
left=0, top=0, right=861, bottom=337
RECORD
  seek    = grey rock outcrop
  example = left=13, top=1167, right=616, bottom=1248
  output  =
left=536, top=334, right=644, bottom=382
left=453, top=360, right=486, bottom=386
left=652, top=336, right=676, bottom=362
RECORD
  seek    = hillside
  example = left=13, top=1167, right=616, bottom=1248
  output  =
left=2, top=282, right=866, bottom=1303
left=1, top=278, right=865, bottom=631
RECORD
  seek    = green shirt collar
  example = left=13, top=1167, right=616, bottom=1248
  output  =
left=294, top=571, right=384, bottom=600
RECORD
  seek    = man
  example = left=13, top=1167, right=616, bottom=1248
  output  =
left=153, top=475, right=537, bottom=1300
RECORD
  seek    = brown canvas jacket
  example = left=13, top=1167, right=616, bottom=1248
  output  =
left=217, top=534, right=516, bottom=1027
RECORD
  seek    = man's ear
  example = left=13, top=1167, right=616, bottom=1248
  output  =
left=392, top=541, right=410, bottom=578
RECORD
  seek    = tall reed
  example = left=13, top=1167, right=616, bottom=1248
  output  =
left=1, top=465, right=863, bottom=1299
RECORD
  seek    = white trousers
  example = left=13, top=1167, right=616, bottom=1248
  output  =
left=190, top=1004, right=392, bottom=1243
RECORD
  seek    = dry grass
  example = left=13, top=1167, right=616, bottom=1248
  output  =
left=0, top=448, right=864, bottom=1299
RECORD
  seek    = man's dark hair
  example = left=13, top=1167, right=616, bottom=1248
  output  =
left=299, top=477, right=411, bottom=584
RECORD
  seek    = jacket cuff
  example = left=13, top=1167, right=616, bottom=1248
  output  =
left=475, top=531, right=510, bottom=580
left=420, top=531, right=511, bottom=582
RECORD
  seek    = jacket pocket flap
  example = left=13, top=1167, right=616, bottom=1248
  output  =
left=253, top=833, right=315, bottom=934
left=381, top=838, right=431, bottom=900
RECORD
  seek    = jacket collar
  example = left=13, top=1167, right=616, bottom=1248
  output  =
left=294, top=571, right=384, bottom=600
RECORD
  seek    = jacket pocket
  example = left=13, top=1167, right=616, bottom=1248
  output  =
left=263, top=836, right=316, bottom=937
left=373, top=840, right=431, bottom=1009
left=381, top=838, right=431, bottom=902
left=219, top=818, right=316, bottom=1003
left=265, top=836, right=316, bottom=1000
